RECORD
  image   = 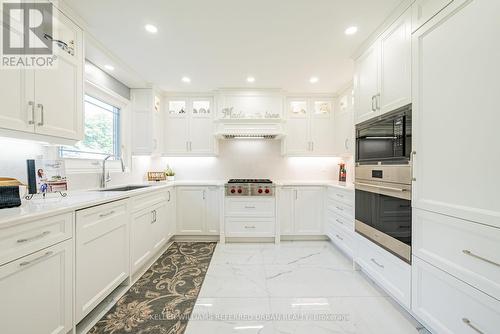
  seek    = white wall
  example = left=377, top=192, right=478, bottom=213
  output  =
left=0, top=137, right=353, bottom=191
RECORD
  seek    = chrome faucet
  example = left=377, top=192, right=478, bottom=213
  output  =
left=101, top=154, right=125, bottom=188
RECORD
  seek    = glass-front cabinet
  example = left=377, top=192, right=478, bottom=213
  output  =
left=283, top=97, right=334, bottom=156
left=164, top=97, right=216, bottom=155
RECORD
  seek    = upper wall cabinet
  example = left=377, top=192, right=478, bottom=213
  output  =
left=131, top=89, right=163, bottom=156
left=354, top=8, right=411, bottom=124
left=164, top=97, right=217, bottom=156
left=334, top=87, right=355, bottom=156
left=0, top=7, right=84, bottom=141
left=282, top=97, right=335, bottom=156
left=412, top=0, right=454, bottom=33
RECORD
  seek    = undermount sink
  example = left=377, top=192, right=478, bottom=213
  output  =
left=98, top=185, right=152, bottom=192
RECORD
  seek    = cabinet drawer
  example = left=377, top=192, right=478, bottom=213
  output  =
left=327, top=187, right=354, bottom=207
left=326, top=223, right=355, bottom=257
left=412, top=0, right=454, bottom=32
left=412, top=257, right=500, bottom=334
left=76, top=200, right=128, bottom=241
left=414, top=209, right=500, bottom=300
left=225, top=218, right=275, bottom=237
left=326, top=199, right=353, bottom=220
left=132, top=190, right=168, bottom=212
left=225, top=198, right=275, bottom=217
left=356, top=234, right=411, bottom=309
left=326, top=209, right=354, bottom=231
left=0, top=212, right=73, bottom=266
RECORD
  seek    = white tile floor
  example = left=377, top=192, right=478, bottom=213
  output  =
left=185, top=241, right=428, bottom=334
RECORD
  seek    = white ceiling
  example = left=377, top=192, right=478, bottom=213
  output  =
left=64, top=0, right=402, bottom=93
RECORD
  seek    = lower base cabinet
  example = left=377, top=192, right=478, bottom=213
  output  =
left=176, top=186, right=220, bottom=235
left=279, top=186, right=324, bottom=235
left=412, top=256, right=500, bottom=334
left=75, top=200, right=130, bottom=322
left=0, top=240, right=73, bottom=334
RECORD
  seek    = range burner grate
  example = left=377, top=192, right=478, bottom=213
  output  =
left=228, top=179, right=273, bottom=184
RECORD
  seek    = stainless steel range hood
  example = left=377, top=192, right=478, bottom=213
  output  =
left=215, top=119, right=285, bottom=140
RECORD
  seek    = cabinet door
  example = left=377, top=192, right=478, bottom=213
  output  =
left=34, top=10, right=83, bottom=140
left=334, top=88, right=355, bottom=156
left=190, top=99, right=214, bottom=154
left=310, top=100, right=335, bottom=155
left=164, top=99, right=190, bottom=154
left=412, top=0, right=454, bottom=32
left=354, top=42, right=379, bottom=124
left=279, top=187, right=295, bottom=234
left=151, top=203, right=169, bottom=250
left=176, top=187, right=206, bottom=234
left=285, top=99, right=310, bottom=154
left=294, top=187, right=324, bottom=234
left=0, top=240, right=72, bottom=334
left=412, top=0, right=500, bottom=228
left=166, top=188, right=176, bottom=239
left=379, top=9, right=412, bottom=114
left=131, top=209, right=153, bottom=274
left=205, top=187, right=220, bottom=234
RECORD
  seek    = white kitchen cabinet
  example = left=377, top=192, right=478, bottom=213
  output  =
left=166, top=187, right=176, bottom=239
left=354, top=8, right=411, bottom=124
left=0, top=7, right=84, bottom=141
left=412, top=256, right=500, bottom=334
left=279, top=186, right=324, bottom=235
left=412, top=0, right=454, bottom=32
left=75, top=200, right=129, bottom=322
left=164, top=97, right=216, bottom=156
left=379, top=8, right=412, bottom=114
left=0, top=240, right=73, bottom=334
left=334, top=86, right=355, bottom=156
left=131, top=89, right=163, bottom=156
left=283, top=98, right=335, bottom=156
left=412, top=0, right=500, bottom=228
left=176, top=186, right=220, bottom=235
left=325, top=186, right=355, bottom=256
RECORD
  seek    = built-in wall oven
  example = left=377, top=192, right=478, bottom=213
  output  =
left=355, top=105, right=413, bottom=264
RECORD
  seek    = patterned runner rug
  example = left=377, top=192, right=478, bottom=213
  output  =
left=89, top=242, right=217, bottom=334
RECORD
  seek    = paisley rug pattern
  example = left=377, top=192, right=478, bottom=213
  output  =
left=88, top=242, right=216, bottom=334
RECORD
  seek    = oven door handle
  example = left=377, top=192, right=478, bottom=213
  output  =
left=354, top=182, right=407, bottom=193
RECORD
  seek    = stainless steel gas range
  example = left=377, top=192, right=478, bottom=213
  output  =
left=224, top=179, right=275, bottom=197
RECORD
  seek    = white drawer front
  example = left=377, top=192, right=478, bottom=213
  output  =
left=412, top=257, right=500, bottom=334
left=225, top=217, right=275, bottom=237
left=225, top=198, right=275, bottom=217
left=76, top=200, right=128, bottom=241
left=356, top=234, right=411, bottom=309
left=414, top=209, right=500, bottom=300
left=326, top=209, right=354, bottom=231
left=327, top=187, right=354, bottom=207
left=326, top=199, right=353, bottom=220
left=0, top=212, right=73, bottom=266
left=326, top=223, right=355, bottom=257
left=132, top=190, right=168, bottom=212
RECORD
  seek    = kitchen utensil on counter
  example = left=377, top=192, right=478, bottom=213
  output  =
left=0, top=178, right=23, bottom=209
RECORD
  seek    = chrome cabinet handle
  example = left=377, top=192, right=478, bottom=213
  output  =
left=189, top=141, right=192, bottom=151
left=336, top=206, right=344, bottom=211
left=462, top=318, right=485, bottom=334
left=203, top=190, right=206, bottom=200
left=336, top=193, right=344, bottom=198
left=376, top=93, right=381, bottom=110
left=371, top=258, right=384, bottom=268
left=335, top=234, right=344, bottom=241
left=410, top=151, right=417, bottom=181
left=167, top=191, right=171, bottom=202
left=151, top=210, right=157, bottom=223
left=244, top=225, right=256, bottom=229
left=344, top=138, right=349, bottom=150
left=28, top=101, right=35, bottom=124
left=17, top=231, right=51, bottom=243
left=463, top=250, right=500, bottom=268
left=37, top=103, right=44, bottom=126
left=99, top=210, right=115, bottom=218
left=19, top=251, right=53, bottom=267
left=244, top=206, right=256, bottom=209
left=371, top=96, right=376, bottom=112
left=354, top=182, right=407, bottom=193
left=295, top=189, right=298, bottom=200
left=186, top=141, right=189, bottom=151
left=335, top=218, right=344, bottom=225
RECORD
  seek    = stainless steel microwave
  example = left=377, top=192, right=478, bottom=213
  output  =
left=356, top=105, right=412, bottom=164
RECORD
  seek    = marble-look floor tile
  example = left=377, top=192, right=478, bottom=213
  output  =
left=199, top=263, right=268, bottom=297
left=211, top=243, right=264, bottom=265
left=185, top=297, right=274, bottom=334
left=264, top=265, right=386, bottom=298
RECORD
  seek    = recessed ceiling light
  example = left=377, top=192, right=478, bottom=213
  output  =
left=246, top=76, right=255, bottom=83
left=144, top=24, right=158, bottom=34
left=345, top=26, right=358, bottom=35
left=181, top=76, right=191, bottom=83
left=309, top=76, right=319, bottom=84
left=104, top=64, right=114, bottom=71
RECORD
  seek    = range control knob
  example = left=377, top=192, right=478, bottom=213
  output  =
left=258, top=188, right=263, bottom=194
left=237, top=188, right=242, bottom=194
left=265, top=188, right=270, bottom=194
left=230, top=188, right=236, bottom=194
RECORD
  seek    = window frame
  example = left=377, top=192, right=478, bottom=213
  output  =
left=59, top=81, right=131, bottom=174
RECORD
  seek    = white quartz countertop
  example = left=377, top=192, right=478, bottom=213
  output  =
left=276, top=180, right=354, bottom=190
left=0, top=180, right=224, bottom=228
